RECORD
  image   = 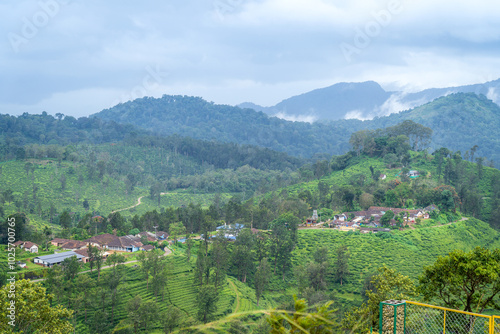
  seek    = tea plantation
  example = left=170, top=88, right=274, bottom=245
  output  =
left=293, top=218, right=500, bottom=307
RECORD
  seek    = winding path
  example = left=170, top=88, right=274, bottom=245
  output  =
left=428, top=216, right=468, bottom=228
left=228, top=280, right=241, bottom=313
left=111, top=192, right=170, bottom=214
left=111, top=196, right=145, bottom=213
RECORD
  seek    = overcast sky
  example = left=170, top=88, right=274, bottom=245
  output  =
left=2, top=0, right=500, bottom=117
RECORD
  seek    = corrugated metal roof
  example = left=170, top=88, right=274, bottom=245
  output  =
left=34, top=251, right=84, bottom=264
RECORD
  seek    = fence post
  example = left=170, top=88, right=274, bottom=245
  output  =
left=379, top=300, right=406, bottom=334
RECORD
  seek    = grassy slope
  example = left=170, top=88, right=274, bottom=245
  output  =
left=293, top=218, right=500, bottom=308
left=29, top=242, right=276, bottom=333
left=0, top=160, right=233, bottom=230
left=258, top=154, right=410, bottom=204
left=71, top=254, right=237, bottom=333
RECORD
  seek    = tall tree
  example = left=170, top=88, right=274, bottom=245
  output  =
left=334, top=245, right=350, bottom=285
left=137, top=251, right=151, bottom=289
left=160, top=306, right=182, bottom=334
left=59, top=210, right=72, bottom=230
left=211, top=231, right=229, bottom=291
left=103, top=255, right=125, bottom=324
left=75, top=274, right=95, bottom=323
left=149, top=250, right=169, bottom=301
left=127, top=295, right=143, bottom=334
left=380, top=210, right=394, bottom=227
left=185, top=236, right=194, bottom=262
left=270, top=213, right=299, bottom=280
left=255, top=258, right=271, bottom=306
left=45, top=264, right=64, bottom=304
left=169, top=222, right=186, bottom=245
left=1, top=213, right=30, bottom=243
left=88, top=245, right=105, bottom=282
left=232, top=228, right=255, bottom=283
left=59, top=173, right=67, bottom=190
left=196, top=284, right=219, bottom=323
left=61, top=255, right=80, bottom=281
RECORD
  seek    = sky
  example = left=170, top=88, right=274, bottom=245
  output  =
left=2, top=0, right=500, bottom=118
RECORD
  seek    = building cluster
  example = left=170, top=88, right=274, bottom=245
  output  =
left=17, top=230, right=169, bottom=268
left=328, top=205, right=438, bottom=232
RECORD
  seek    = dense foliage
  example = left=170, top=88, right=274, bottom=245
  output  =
left=92, top=93, right=500, bottom=166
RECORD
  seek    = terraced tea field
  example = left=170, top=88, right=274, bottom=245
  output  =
left=293, top=218, right=500, bottom=307
left=71, top=254, right=241, bottom=332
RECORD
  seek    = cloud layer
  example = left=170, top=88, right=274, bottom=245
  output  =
left=1, top=0, right=500, bottom=117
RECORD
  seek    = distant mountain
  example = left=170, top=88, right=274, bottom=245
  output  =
left=239, top=79, right=500, bottom=121
left=239, top=81, right=393, bottom=121
left=92, top=93, right=500, bottom=166
left=402, top=79, right=500, bottom=107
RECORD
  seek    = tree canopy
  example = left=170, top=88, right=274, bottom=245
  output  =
left=0, top=279, right=73, bottom=333
left=419, top=247, right=500, bottom=313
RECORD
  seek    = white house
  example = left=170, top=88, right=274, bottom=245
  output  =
left=13, top=241, right=38, bottom=253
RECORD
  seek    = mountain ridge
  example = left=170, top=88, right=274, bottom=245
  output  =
left=238, top=78, right=500, bottom=121
left=92, top=92, right=500, bottom=166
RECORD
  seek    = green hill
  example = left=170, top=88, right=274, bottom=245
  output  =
left=91, top=93, right=500, bottom=166
left=371, top=93, right=500, bottom=164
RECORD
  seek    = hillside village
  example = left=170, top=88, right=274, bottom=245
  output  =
left=12, top=203, right=441, bottom=270
left=13, top=231, right=169, bottom=269
left=303, top=205, right=438, bottom=232
left=13, top=224, right=248, bottom=269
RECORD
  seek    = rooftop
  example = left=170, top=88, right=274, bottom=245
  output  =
left=34, top=251, right=85, bottom=264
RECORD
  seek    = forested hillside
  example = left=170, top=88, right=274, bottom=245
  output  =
left=92, top=95, right=359, bottom=157
left=92, top=93, right=500, bottom=166
left=1, top=116, right=500, bottom=332
left=369, top=93, right=500, bottom=164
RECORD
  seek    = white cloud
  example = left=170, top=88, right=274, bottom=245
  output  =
left=375, top=93, right=414, bottom=117
left=274, top=112, right=317, bottom=123
left=344, top=110, right=370, bottom=121
left=2, top=0, right=500, bottom=117
left=487, top=87, right=499, bottom=104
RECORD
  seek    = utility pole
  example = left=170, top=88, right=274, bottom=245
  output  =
left=153, top=225, right=158, bottom=240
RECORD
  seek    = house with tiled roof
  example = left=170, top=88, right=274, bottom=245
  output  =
left=73, top=248, right=91, bottom=263
left=137, top=231, right=156, bottom=242
left=155, top=231, right=169, bottom=240
left=13, top=241, right=39, bottom=253
left=141, top=245, right=155, bottom=251
left=50, top=238, right=71, bottom=247
left=83, top=233, right=144, bottom=252
left=73, top=247, right=109, bottom=263
left=60, top=240, right=88, bottom=251
left=84, top=233, right=119, bottom=248
left=107, top=235, right=143, bottom=252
